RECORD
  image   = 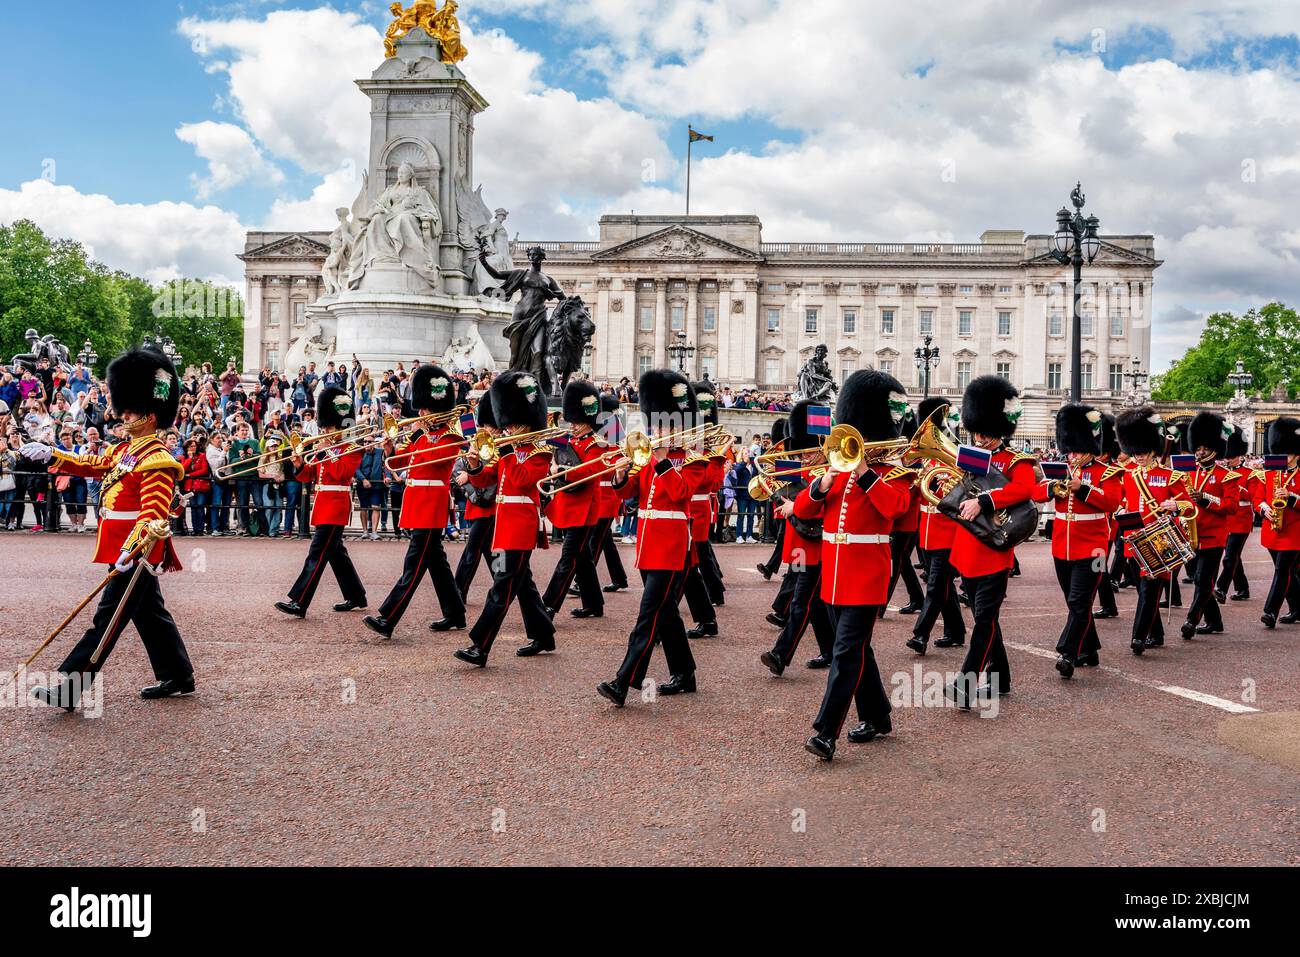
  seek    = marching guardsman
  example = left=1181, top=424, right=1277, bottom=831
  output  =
left=362, top=364, right=467, bottom=639
left=885, top=409, right=924, bottom=617
left=22, top=347, right=194, bottom=706
left=798, top=370, right=913, bottom=762
left=944, top=376, right=1037, bottom=707
left=541, top=379, right=608, bottom=620
left=453, top=395, right=499, bottom=598
left=760, top=401, right=833, bottom=676
left=1031, top=404, right=1125, bottom=677
left=758, top=418, right=789, bottom=582
left=1214, top=426, right=1254, bottom=604
left=906, top=397, right=967, bottom=655
left=597, top=370, right=702, bottom=706
left=1178, top=412, right=1242, bottom=639
left=683, top=382, right=724, bottom=639
left=276, top=387, right=368, bottom=618
left=453, top=372, right=556, bottom=666
left=1256, top=417, right=1300, bottom=629
left=1093, top=412, right=1122, bottom=619
left=1115, top=408, right=1196, bottom=654
left=586, top=393, right=630, bottom=593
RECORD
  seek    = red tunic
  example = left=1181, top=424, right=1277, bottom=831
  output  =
left=52, top=435, right=184, bottom=567
left=1031, top=460, right=1125, bottom=561
left=794, top=465, right=912, bottom=607
left=781, top=471, right=824, bottom=567
left=1181, top=464, right=1241, bottom=550
left=688, top=457, right=724, bottom=544
left=948, top=451, right=1038, bottom=578
left=617, top=456, right=692, bottom=571
left=468, top=445, right=552, bottom=551
left=395, top=426, right=458, bottom=529
left=297, top=443, right=362, bottom=527
left=1227, top=466, right=1256, bottom=535
left=1257, top=468, right=1300, bottom=551
left=544, top=433, right=605, bottom=529
left=892, top=475, right=921, bottom=533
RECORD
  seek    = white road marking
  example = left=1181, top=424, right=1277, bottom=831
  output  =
left=1005, top=641, right=1260, bottom=714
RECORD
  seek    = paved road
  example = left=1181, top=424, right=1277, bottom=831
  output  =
left=1, top=535, right=1296, bottom=865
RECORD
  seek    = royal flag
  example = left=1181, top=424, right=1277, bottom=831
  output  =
left=1171, top=454, right=1198, bottom=473
left=806, top=406, right=833, bottom=436
left=688, top=126, right=714, bottom=143
left=1115, top=511, right=1146, bottom=534
left=776, top=459, right=803, bottom=473
left=1040, top=460, right=1071, bottom=482
left=1263, top=454, right=1290, bottom=471
left=459, top=412, right=478, bottom=438
left=956, top=444, right=992, bottom=477
left=546, top=435, right=571, bottom=450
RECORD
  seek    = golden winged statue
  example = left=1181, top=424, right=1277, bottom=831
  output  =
left=384, top=0, right=469, bottom=64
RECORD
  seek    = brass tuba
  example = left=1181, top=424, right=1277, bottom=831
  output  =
left=902, top=406, right=963, bottom=506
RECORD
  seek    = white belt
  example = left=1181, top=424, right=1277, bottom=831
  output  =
left=1056, top=511, right=1107, bottom=522
left=921, top=505, right=941, bottom=515
left=640, top=510, right=687, bottom=521
left=600, top=481, right=614, bottom=488
left=406, top=480, right=446, bottom=488
left=99, top=509, right=140, bottom=521
left=691, top=494, right=711, bottom=502
left=827, top=533, right=890, bottom=545
left=318, top=485, right=350, bottom=493
left=498, top=496, right=536, bottom=505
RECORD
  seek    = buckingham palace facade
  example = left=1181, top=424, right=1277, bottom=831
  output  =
left=241, top=213, right=1159, bottom=420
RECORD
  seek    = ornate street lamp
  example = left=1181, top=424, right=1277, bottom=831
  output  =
left=1049, top=182, right=1101, bottom=402
left=1225, top=358, right=1255, bottom=429
left=914, top=334, right=940, bottom=398
left=1121, top=356, right=1150, bottom=409
left=77, top=339, right=98, bottom=368
left=667, top=330, right=696, bottom=373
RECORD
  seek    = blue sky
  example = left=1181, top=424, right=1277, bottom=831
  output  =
left=2, top=1, right=1299, bottom=372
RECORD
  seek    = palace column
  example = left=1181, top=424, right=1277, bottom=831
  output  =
left=594, top=277, right=612, bottom=379
left=654, top=278, right=669, bottom=367
left=743, top=278, right=760, bottom=386
left=716, top=276, right=733, bottom=383
left=244, top=276, right=264, bottom=373
left=685, top=278, right=700, bottom=378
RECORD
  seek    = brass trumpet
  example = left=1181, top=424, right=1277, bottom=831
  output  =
left=536, top=432, right=655, bottom=495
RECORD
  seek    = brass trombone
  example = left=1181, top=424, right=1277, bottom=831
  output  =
left=534, top=422, right=722, bottom=496
left=212, top=426, right=359, bottom=480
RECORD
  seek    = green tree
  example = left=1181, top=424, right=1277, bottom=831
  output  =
left=140, top=277, right=244, bottom=372
left=1152, top=303, right=1296, bottom=402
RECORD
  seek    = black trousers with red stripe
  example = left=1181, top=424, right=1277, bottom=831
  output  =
left=959, top=570, right=1011, bottom=693
left=1132, top=571, right=1167, bottom=646
left=57, top=570, right=193, bottom=683
left=1053, top=556, right=1102, bottom=661
left=617, top=567, right=695, bottom=688
left=770, top=565, right=833, bottom=665
left=543, top=524, right=603, bottom=614
left=1185, top=546, right=1225, bottom=630
left=813, top=604, right=889, bottom=738
left=683, top=555, right=718, bottom=627
left=377, top=527, right=465, bottom=628
left=913, top=548, right=965, bottom=643
left=1214, top=532, right=1250, bottom=596
left=1263, top=549, right=1300, bottom=618
left=772, top=567, right=798, bottom=617
left=587, top=516, right=628, bottom=588
left=469, top=549, right=555, bottom=656
left=697, top=540, right=725, bottom=604
left=454, top=516, right=495, bottom=598
left=288, top=524, right=366, bottom=610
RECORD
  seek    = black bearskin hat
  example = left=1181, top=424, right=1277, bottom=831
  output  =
left=409, top=364, right=456, bottom=416
left=1055, top=403, right=1103, bottom=456
left=917, top=396, right=950, bottom=429
left=785, top=400, right=823, bottom=453
left=316, top=386, right=354, bottom=430
left=1189, top=411, right=1229, bottom=459
left=489, top=371, right=549, bottom=431
left=770, top=418, right=788, bottom=448
left=693, top=381, right=720, bottom=426
left=562, top=379, right=602, bottom=427
left=961, top=375, right=1022, bottom=439
left=1099, top=412, right=1120, bottom=460
left=1116, top=407, right=1164, bottom=457
left=599, top=393, right=621, bottom=416
left=836, top=369, right=908, bottom=443
left=474, top=393, right=497, bottom=431
left=1225, top=426, right=1249, bottom=459
left=106, top=347, right=180, bottom=430
left=1267, top=417, right=1300, bottom=457
left=638, top=369, right=700, bottom=433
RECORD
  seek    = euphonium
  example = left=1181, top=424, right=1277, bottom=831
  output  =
left=902, top=405, right=963, bottom=506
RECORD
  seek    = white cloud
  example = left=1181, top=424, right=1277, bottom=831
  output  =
left=176, top=120, right=283, bottom=199
left=0, top=179, right=247, bottom=286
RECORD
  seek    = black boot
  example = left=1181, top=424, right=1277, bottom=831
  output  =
left=804, top=734, right=835, bottom=761
left=766, top=613, right=787, bottom=628
left=1130, top=636, right=1145, bottom=656
left=934, top=634, right=965, bottom=648
left=898, top=601, right=922, bottom=615
left=570, top=607, right=603, bottom=619
left=602, top=582, right=628, bottom=593
left=848, top=714, right=892, bottom=743
left=760, top=651, right=785, bottom=677
left=333, top=599, right=367, bottom=612
left=757, top=563, right=774, bottom=581
left=659, top=672, right=697, bottom=696
left=30, top=681, right=79, bottom=711
left=140, top=677, right=195, bottom=700
left=1180, top=621, right=1197, bottom=640
left=1261, top=613, right=1277, bottom=629
left=597, top=680, right=627, bottom=707
left=275, top=600, right=306, bottom=618
left=453, top=646, right=488, bottom=667
left=905, top=635, right=928, bottom=655
left=429, top=617, right=466, bottom=632
left=1195, top=623, right=1223, bottom=635
left=806, top=653, right=832, bottom=669
left=516, top=638, right=556, bottom=657
left=687, top=622, right=719, bottom=639
left=362, top=615, right=393, bottom=639
left=1055, top=655, right=1075, bottom=679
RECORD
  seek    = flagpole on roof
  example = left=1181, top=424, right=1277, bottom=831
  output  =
left=687, top=124, right=693, bottom=216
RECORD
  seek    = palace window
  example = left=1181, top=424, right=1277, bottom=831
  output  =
left=1110, top=312, right=1124, bottom=337
left=841, top=359, right=857, bottom=379
left=959, top=284, right=973, bottom=294
left=640, top=305, right=654, bottom=331
left=842, top=283, right=858, bottom=294
left=1048, top=362, right=1062, bottom=391
left=920, top=284, right=936, bottom=294
left=767, top=283, right=784, bottom=292
left=842, top=310, right=857, bottom=334
left=958, top=310, right=973, bottom=336
left=703, top=306, right=717, bottom=332
left=997, top=311, right=1012, bottom=336
left=266, top=302, right=281, bottom=327
left=956, top=361, right=972, bottom=390
left=805, top=309, right=819, bottom=334
left=702, top=281, right=717, bottom=291
left=579, top=281, right=593, bottom=289
left=1081, top=312, right=1095, bottom=337
left=671, top=281, right=685, bottom=292
left=805, top=283, right=821, bottom=294
left=766, top=308, right=781, bottom=332
left=1081, top=362, right=1095, bottom=391
left=998, top=285, right=1013, bottom=294
left=879, top=359, right=894, bottom=376
left=919, top=309, right=934, bottom=335
left=701, top=356, right=716, bottom=379
left=996, top=361, right=1012, bottom=380
left=764, top=358, right=781, bottom=384
left=638, top=354, right=652, bottom=377
left=671, top=305, right=685, bottom=330
left=1109, top=362, right=1125, bottom=392
left=880, top=308, right=895, bottom=335
left=293, top=303, right=306, bottom=327
left=1049, top=312, right=1064, bottom=336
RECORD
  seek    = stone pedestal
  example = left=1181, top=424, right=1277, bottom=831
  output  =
left=329, top=292, right=511, bottom=369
